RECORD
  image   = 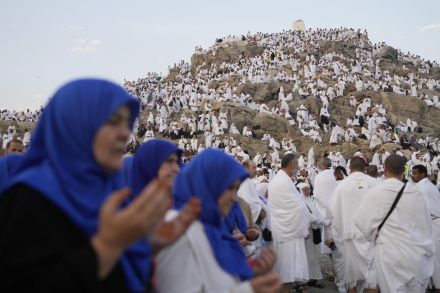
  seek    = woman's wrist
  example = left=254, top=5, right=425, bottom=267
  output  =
left=91, top=235, right=124, bottom=279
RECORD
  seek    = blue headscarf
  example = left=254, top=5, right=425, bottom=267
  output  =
left=173, top=148, right=253, bottom=280
left=0, top=154, right=23, bottom=193
left=131, top=139, right=182, bottom=197
left=6, top=79, right=150, bottom=292
left=119, top=156, right=134, bottom=188
left=224, top=202, right=248, bottom=234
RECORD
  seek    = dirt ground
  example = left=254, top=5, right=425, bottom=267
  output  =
left=307, top=255, right=339, bottom=293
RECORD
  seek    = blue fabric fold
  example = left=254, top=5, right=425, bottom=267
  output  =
left=4, top=79, right=150, bottom=293
left=173, top=148, right=252, bottom=280
left=131, top=139, right=182, bottom=197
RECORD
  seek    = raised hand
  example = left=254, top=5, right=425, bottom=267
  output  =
left=92, top=179, right=172, bottom=278
left=245, top=227, right=260, bottom=241
left=149, top=197, right=201, bottom=254
left=251, top=247, right=276, bottom=276
left=249, top=272, right=281, bottom=293
left=232, top=229, right=249, bottom=247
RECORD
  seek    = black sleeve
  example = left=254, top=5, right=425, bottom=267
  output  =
left=0, top=184, right=128, bottom=293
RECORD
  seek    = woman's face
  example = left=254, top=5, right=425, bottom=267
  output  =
left=217, top=180, right=241, bottom=217
left=93, top=106, right=131, bottom=173
left=158, top=153, right=181, bottom=188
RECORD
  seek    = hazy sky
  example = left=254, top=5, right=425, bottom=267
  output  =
left=1, top=0, right=439, bottom=110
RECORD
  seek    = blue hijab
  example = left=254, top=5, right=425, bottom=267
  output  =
left=0, top=154, right=23, bottom=193
left=6, top=79, right=150, bottom=292
left=131, top=139, right=182, bottom=197
left=119, top=156, right=134, bottom=188
left=173, top=148, right=253, bottom=280
left=224, top=202, right=248, bottom=234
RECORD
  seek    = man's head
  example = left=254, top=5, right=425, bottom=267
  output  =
left=281, top=153, right=297, bottom=177
left=384, top=154, right=406, bottom=179
left=411, top=164, right=428, bottom=183
left=242, top=160, right=257, bottom=178
left=334, top=166, right=347, bottom=181
left=349, top=156, right=366, bottom=173
left=366, top=165, right=378, bottom=178
left=319, top=157, right=332, bottom=171
left=6, top=139, right=24, bottom=154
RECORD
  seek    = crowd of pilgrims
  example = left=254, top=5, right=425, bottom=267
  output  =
left=121, top=27, right=440, bottom=168
left=0, top=79, right=440, bottom=292
left=0, top=108, right=42, bottom=122
left=0, top=27, right=440, bottom=293
left=0, top=78, right=440, bottom=293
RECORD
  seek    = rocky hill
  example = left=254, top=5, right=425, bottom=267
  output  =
left=3, top=28, right=440, bottom=161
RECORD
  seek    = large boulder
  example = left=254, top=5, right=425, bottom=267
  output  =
left=288, top=96, right=322, bottom=116
left=191, top=43, right=264, bottom=73
left=345, top=91, right=440, bottom=135
left=318, top=40, right=357, bottom=59
left=211, top=101, right=254, bottom=132
left=431, top=67, right=440, bottom=80
left=252, top=112, right=287, bottom=134
left=377, top=46, right=398, bottom=63
left=237, top=82, right=280, bottom=103
left=232, top=135, right=270, bottom=157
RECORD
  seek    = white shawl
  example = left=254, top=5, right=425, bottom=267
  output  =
left=237, top=178, right=263, bottom=223
left=268, top=170, right=310, bottom=241
left=328, top=172, right=377, bottom=242
left=355, top=178, right=434, bottom=283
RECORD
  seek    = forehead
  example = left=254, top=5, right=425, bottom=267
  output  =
left=111, top=105, right=130, bottom=117
left=167, top=152, right=179, bottom=159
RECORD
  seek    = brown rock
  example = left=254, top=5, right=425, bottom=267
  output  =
left=377, top=46, right=398, bottom=63
left=252, top=112, right=287, bottom=134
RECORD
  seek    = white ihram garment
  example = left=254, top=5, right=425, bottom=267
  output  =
left=268, top=170, right=310, bottom=283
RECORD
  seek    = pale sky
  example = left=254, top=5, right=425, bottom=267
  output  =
left=1, top=0, right=439, bottom=110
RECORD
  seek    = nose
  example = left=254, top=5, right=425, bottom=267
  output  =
left=119, top=124, right=130, bottom=141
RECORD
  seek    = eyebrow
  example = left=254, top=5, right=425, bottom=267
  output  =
left=109, top=110, right=130, bottom=121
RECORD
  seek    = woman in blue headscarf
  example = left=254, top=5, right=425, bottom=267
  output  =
left=131, top=139, right=183, bottom=196
left=155, top=149, right=280, bottom=293
left=0, top=79, right=194, bottom=293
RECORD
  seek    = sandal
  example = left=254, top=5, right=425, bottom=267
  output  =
left=307, top=280, right=324, bottom=288
left=295, top=284, right=308, bottom=293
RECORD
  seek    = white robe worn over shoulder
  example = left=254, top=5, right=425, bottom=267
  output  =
left=355, top=178, right=434, bottom=293
left=328, top=172, right=377, bottom=289
left=237, top=178, right=264, bottom=223
left=304, top=196, right=325, bottom=280
left=268, top=170, right=310, bottom=283
left=417, top=177, right=440, bottom=287
left=155, top=210, right=253, bottom=293
left=313, top=169, right=337, bottom=254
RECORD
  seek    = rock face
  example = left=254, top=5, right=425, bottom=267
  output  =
left=236, top=82, right=280, bottom=102
left=3, top=30, right=440, bottom=163
left=318, top=40, right=357, bottom=59
left=211, top=101, right=254, bottom=132
left=191, top=42, right=264, bottom=73
left=252, top=112, right=287, bottom=134
left=288, top=96, right=321, bottom=116
left=377, top=46, right=398, bottom=62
